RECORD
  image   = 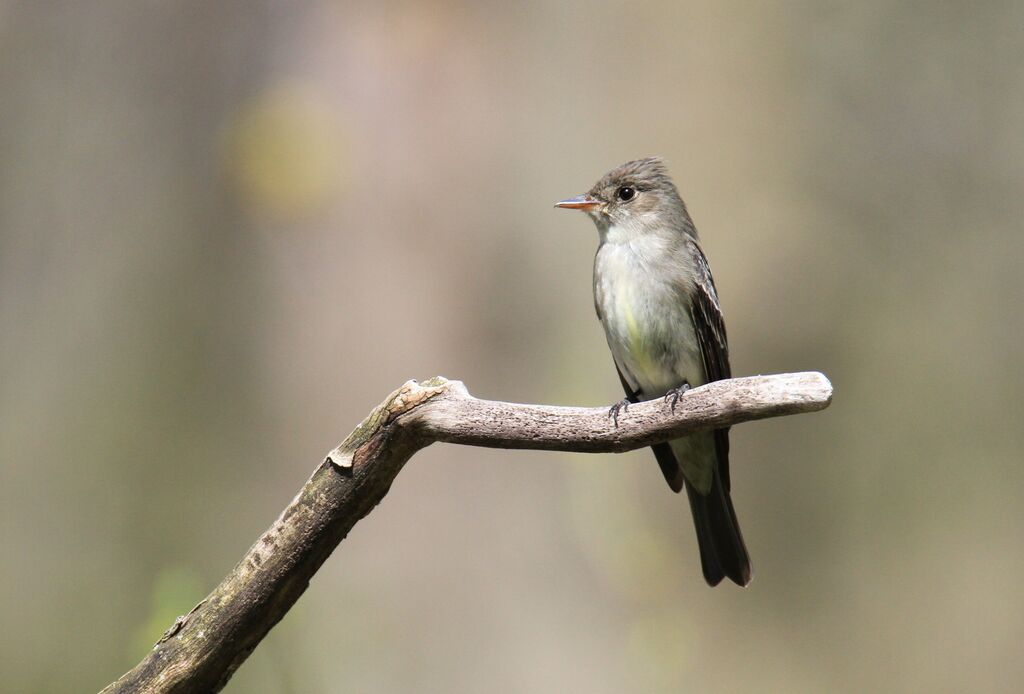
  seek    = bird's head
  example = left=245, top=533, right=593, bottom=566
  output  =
left=555, top=156, right=692, bottom=236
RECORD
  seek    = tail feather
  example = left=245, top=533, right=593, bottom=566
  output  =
left=685, top=465, right=751, bottom=587
left=649, top=432, right=750, bottom=587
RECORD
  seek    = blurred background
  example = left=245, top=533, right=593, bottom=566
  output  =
left=1, top=2, right=1022, bottom=692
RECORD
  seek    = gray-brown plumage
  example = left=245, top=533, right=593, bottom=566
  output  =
left=556, top=157, right=751, bottom=586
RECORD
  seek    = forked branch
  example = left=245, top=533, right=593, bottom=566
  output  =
left=102, top=372, right=832, bottom=693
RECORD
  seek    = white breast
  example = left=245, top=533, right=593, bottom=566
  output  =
left=594, top=230, right=705, bottom=397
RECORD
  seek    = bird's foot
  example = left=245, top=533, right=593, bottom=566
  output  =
left=608, top=398, right=630, bottom=428
left=663, top=382, right=691, bottom=412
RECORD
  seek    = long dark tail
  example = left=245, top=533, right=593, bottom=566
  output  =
left=685, top=464, right=751, bottom=587
left=650, top=437, right=751, bottom=586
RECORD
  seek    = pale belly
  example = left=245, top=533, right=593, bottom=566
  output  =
left=594, top=242, right=706, bottom=398
left=594, top=237, right=715, bottom=493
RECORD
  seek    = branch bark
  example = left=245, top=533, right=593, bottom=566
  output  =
left=101, top=371, right=832, bottom=693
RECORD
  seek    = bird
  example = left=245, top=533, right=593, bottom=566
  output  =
left=555, top=157, right=751, bottom=586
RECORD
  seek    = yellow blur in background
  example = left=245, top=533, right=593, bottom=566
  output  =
left=1, top=2, right=1021, bottom=692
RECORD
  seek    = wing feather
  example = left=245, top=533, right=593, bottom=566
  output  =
left=686, top=240, right=733, bottom=489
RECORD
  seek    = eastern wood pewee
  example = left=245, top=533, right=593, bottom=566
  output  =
left=556, top=157, right=751, bottom=587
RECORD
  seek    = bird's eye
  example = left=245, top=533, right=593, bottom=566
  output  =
left=617, top=186, right=636, bottom=202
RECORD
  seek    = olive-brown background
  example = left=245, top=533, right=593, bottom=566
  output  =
left=2, top=3, right=1021, bottom=692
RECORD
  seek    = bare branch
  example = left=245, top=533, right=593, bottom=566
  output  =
left=403, top=371, right=832, bottom=452
left=101, top=372, right=832, bottom=693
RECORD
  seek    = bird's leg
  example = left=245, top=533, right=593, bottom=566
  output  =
left=663, top=382, right=691, bottom=412
left=608, top=398, right=631, bottom=428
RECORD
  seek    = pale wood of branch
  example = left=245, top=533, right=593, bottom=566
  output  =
left=101, top=372, right=832, bottom=693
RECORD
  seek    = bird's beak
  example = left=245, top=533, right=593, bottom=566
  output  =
left=554, top=194, right=601, bottom=211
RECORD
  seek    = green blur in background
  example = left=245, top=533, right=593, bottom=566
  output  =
left=1, top=2, right=1021, bottom=692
